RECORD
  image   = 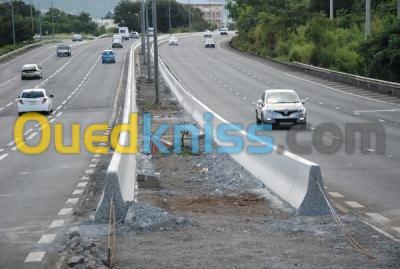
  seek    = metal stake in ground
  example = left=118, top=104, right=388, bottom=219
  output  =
left=152, top=0, right=159, bottom=104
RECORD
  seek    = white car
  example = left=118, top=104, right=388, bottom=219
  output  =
left=220, top=27, right=228, bottom=35
left=168, top=37, right=178, bottom=46
left=21, top=64, right=42, bottom=80
left=205, top=38, right=216, bottom=48
left=72, top=34, right=83, bottom=42
left=112, top=38, right=123, bottom=48
left=255, top=89, right=306, bottom=128
left=18, top=89, right=54, bottom=116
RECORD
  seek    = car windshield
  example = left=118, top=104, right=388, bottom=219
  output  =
left=103, top=51, right=113, bottom=55
left=58, top=45, right=68, bottom=49
left=266, top=92, right=300, bottom=104
left=21, top=91, right=44, bottom=98
left=22, top=65, right=36, bottom=70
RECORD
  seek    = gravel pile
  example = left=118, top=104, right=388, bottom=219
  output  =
left=65, top=227, right=108, bottom=269
left=123, top=202, right=192, bottom=232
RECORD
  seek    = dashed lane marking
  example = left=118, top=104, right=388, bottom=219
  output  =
left=328, top=192, right=345, bottom=198
left=365, top=213, right=390, bottom=224
left=72, top=189, right=84, bottom=195
left=49, top=220, right=64, bottom=229
left=0, top=154, right=9, bottom=161
left=57, top=208, right=73, bottom=216
left=38, top=234, right=56, bottom=244
left=77, top=182, right=88, bottom=188
left=345, top=201, right=364, bottom=208
left=24, top=251, right=46, bottom=263
left=66, top=198, right=79, bottom=205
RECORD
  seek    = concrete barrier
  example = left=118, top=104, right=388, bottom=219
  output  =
left=95, top=41, right=140, bottom=222
left=157, top=38, right=330, bottom=215
left=292, top=62, right=400, bottom=98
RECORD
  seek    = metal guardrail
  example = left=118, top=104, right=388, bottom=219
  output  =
left=292, top=62, right=400, bottom=97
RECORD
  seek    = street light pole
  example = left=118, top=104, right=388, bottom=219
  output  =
left=168, top=0, right=171, bottom=36
left=141, top=0, right=146, bottom=64
left=188, top=0, right=191, bottom=32
left=38, top=0, right=42, bottom=37
left=30, top=0, right=34, bottom=34
left=365, top=0, right=371, bottom=39
left=329, top=0, right=334, bottom=20
left=51, top=0, right=55, bottom=39
left=152, top=0, right=159, bottom=104
left=146, top=0, right=151, bottom=80
left=10, top=1, right=16, bottom=45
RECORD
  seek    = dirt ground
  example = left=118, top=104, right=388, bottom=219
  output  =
left=55, top=54, right=400, bottom=269
left=111, top=60, right=400, bottom=269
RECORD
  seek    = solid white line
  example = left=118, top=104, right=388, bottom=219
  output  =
left=353, top=108, right=400, bottom=113
left=57, top=208, right=73, bottom=216
left=38, top=234, right=56, bottom=244
left=0, top=154, right=9, bottom=161
left=24, top=251, right=46, bottom=263
left=285, top=72, right=388, bottom=104
left=345, top=201, right=364, bottom=208
left=49, top=220, right=64, bottom=229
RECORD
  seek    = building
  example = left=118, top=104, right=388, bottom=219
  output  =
left=192, top=3, right=225, bottom=29
left=93, top=19, right=117, bottom=30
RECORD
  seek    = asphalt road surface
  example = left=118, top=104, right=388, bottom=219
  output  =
left=0, top=38, right=134, bottom=267
left=159, top=34, right=400, bottom=237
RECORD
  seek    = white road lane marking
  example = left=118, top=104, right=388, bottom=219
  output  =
left=27, top=132, right=38, bottom=140
left=24, top=251, right=46, bottom=263
left=328, top=192, right=345, bottom=198
left=66, top=198, right=79, bottom=205
left=62, top=100, right=67, bottom=105
left=49, top=118, right=55, bottom=123
left=11, top=146, right=17, bottom=151
left=56, top=112, right=62, bottom=117
left=38, top=234, right=56, bottom=244
left=7, top=141, right=14, bottom=146
left=89, top=163, right=97, bottom=168
left=49, top=220, right=64, bottom=229
left=365, top=213, right=390, bottom=223
left=85, top=169, right=95, bottom=174
left=56, top=105, right=62, bottom=110
left=345, top=201, right=364, bottom=208
left=0, top=154, right=9, bottom=161
left=72, top=189, right=84, bottom=195
left=77, top=182, right=88, bottom=188
left=58, top=208, right=73, bottom=216
left=0, top=149, right=4, bottom=152
left=392, top=227, right=400, bottom=234
left=81, top=175, right=90, bottom=180
left=353, top=108, right=400, bottom=113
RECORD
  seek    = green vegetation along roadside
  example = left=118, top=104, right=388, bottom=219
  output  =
left=227, top=0, right=400, bottom=83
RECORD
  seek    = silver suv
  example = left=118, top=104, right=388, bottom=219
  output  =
left=255, top=89, right=306, bottom=128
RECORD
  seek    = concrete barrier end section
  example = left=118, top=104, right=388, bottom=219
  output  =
left=95, top=171, right=128, bottom=223
left=297, top=165, right=330, bottom=216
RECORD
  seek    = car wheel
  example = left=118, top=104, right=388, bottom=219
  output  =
left=256, top=111, right=261, bottom=124
left=18, top=112, right=23, bottom=116
left=21, top=76, right=24, bottom=80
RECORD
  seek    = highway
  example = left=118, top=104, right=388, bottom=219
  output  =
left=159, top=34, right=400, bottom=234
left=0, top=37, right=133, bottom=267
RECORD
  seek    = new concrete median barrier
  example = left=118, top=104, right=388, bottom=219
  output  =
left=157, top=38, right=330, bottom=215
left=95, top=41, right=140, bottom=222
